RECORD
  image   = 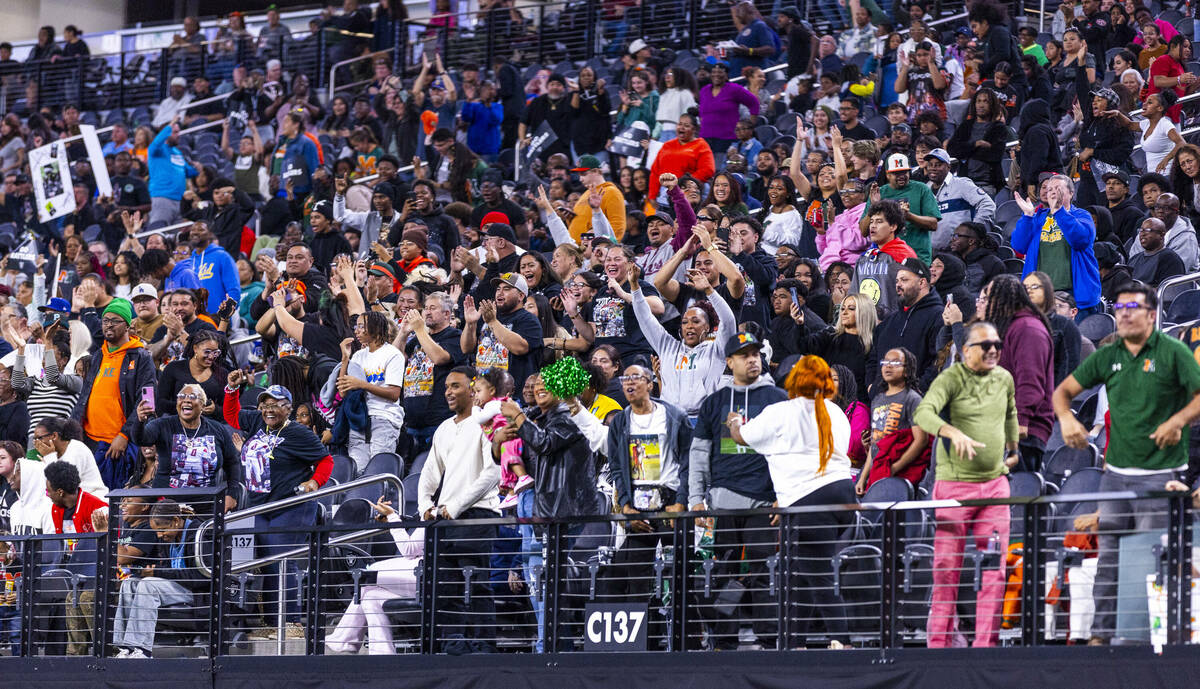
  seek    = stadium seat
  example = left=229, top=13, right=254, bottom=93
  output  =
left=1042, top=444, right=1100, bottom=489
left=1165, top=289, right=1200, bottom=324
left=1077, top=313, right=1116, bottom=344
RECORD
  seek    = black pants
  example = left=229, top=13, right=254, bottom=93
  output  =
left=785, top=479, right=856, bottom=647
left=711, top=512, right=779, bottom=649
left=435, top=509, right=498, bottom=644
left=603, top=493, right=677, bottom=646
left=1017, top=436, right=1046, bottom=474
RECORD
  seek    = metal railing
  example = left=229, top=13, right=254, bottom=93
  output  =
left=327, top=48, right=395, bottom=103
left=1157, top=270, right=1200, bottom=324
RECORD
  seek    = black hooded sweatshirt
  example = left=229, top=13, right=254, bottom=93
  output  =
left=1017, top=99, right=1063, bottom=186
left=1106, top=196, right=1144, bottom=247
left=932, top=252, right=976, bottom=321
left=867, top=289, right=944, bottom=394
left=959, top=245, right=1006, bottom=296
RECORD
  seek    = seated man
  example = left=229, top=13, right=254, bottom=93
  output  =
left=111, top=499, right=204, bottom=659
left=45, top=460, right=107, bottom=656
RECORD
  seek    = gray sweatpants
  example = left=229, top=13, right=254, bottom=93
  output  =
left=112, top=577, right=194, bottom=652
left=149, top=196, right=184, bottom=227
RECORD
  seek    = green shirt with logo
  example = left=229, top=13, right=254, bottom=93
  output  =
left=1072, top=329, right=1200, bottom=471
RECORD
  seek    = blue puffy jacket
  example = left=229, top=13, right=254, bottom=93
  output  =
left=1011, top=204, right=1101, bottom=310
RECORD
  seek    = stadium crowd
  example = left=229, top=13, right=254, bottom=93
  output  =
left=0, top=0, right=1199, bottom=657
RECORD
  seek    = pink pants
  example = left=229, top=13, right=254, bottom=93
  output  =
left=325, top=559, right=418, bottom=655
left=927, top=475, right=1010, bottom=648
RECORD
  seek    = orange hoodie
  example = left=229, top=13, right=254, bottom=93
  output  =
left=83, top=337, right=146, bottom=443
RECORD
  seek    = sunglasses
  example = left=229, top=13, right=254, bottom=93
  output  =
left=1112, top=301, right=1147, bottom=310
left=967, top=340, right=1003, bottom=352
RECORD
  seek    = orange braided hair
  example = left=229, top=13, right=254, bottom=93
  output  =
left=782, top=355, right=838, bottom=474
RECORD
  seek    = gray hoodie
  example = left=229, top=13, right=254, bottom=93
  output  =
left=631, top=287, right=737, bottom=416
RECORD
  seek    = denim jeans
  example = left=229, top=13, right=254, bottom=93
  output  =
left=516, top=489, right=545, bottom=653
left=255, top=501, right=320, bottom=624
left=112, top=577, right=193, bottom=652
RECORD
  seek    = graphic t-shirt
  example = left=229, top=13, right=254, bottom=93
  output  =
left=402, top=327, right=465, bottom=428
left=583, top=281, right=661, bottom=359
left=870, top=388, right=922, bottom=443
left=1038, top=213, right=1073, bottom=292
left=235, top=417, right=329, bottom=506
left=471, top=307, right=545, bottom=391
left=629, top=404, right=668, bottom=484
left=350, top=343, right=406, bottom=423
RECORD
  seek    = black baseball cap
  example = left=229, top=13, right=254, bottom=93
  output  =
left=725, top=331, right=764, bottom=356
left=898, top=257, right=931, bottom=281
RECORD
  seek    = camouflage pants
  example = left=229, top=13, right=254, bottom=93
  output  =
left=66, top=589, right=95, bottom=656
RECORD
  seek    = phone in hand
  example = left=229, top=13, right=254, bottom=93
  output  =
left=790, top=287, right=801, bottom=310
left=141, top=385, right=155, bottom=413
left=717, top=225, right=731, bottom=245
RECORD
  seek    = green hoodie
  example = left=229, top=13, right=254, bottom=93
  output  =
left=914, top=362, right=1020, bottom=483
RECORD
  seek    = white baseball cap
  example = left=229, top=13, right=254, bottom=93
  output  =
left=130, top=283, right=159, bottom=301
left=885, top=153, right=912, bottom=173
left=170, top=76, right=187, bottom=88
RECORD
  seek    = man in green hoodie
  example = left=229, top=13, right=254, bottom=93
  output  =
left=914, top=321, right=1019, bottom=648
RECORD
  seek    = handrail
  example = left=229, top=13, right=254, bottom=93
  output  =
left=1157, top=270, right=1200, bottom=323
left=194, top=471, right=405, bottom=577
left=177, top=91, right=233, bottom=113
left=328, top=48, right=396, bottom=103
left=1132, top=91, right=1200, bottom=118
left=133, top=220, right=192, bottom=239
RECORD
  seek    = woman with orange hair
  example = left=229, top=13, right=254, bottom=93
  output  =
left=726, top=354, right=855, bottom=649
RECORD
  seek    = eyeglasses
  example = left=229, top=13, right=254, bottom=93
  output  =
left=33, top=433, right=51, bottom=442
left=100, top=316, right=126, bottom=326
left=696, top=215, right=713, bottom=222
left=967, top=340, right=1003, bottom=352
left=258, top=400, right=288, bottom=410
left=1139, top=227, right=1166, bottom=235
left=880, top=360, right=905, bottom=367
left=176, top=393, right=201, bottom=402
left=1112, top=301, right=1148, bottom=310
left=618, top=375, right=651, bottom=384
left=1025, top=284, right=1043, bottom=291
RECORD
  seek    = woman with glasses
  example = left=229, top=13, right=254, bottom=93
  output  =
left=156, top=329, right=229, bottom=420
left=913, top=321, right=1020, bottom=648
left=33, top=417, right=108, bottom=500
left=132, top=383, right=240, bottom=512
left=223, top=379, right=332, bottom=638
left=1023, top=270, right=1082, bottom=386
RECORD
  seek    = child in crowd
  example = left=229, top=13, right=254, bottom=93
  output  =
left=470, top=369, right=532, bottom=509
left=858, top=348, right=930, bottom=495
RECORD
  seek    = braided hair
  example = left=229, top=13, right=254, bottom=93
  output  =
left=984, top=274, right=1050, bottom=339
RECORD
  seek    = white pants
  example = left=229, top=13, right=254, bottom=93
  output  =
left=1044, top=558, right=1098, bottom=641
left=325, top=558, right=418, bottom=654
left=348, top=415, right=403, bottom=474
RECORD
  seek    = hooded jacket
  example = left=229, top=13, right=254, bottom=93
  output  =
left=932, top=252, right=976, bottom=320
left=929, top=173, right=997, bottom=250
left=608, top=398, right=693, bottom=509
left=1011, top=204, right=1102, bottom=309
left=688, top=375, right=788, bottom=508
left=998, top=309, right=1055, bottom=443
left=73, top=336, right=157, bottom=445
left=191, top=190, right=256, bottom=255
left=1087, top=204, right=1118, bottom=247
left=868, top=289, right=944, bottom=392
left=1106, top=196, right=1144, bottom=246
left=960, top=245, right=1005, bottom=296
left=632, top=288, right=737, bottom=415
left=3, top=458, right=56, bottom=536
left=517, top=401, right=600, bottom=518
left=1127, top=214, right=1200, bottom=272
left=1016, top=99, right=1064, bottom=184
left=946, top=120, right=1009, bottom=193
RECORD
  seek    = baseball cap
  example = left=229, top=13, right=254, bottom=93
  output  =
left=725, top=331, right=764, bottom=356
left=924, top=148, right=952, bottom=165
left=892, top=122, right=912, bottom=135
left=646, top=209, right=675, bottom=225
left=480, top=211, right=509, bottom=229
left=485, top=223, right=518, bottom=243
left=885, top=153, right=912, bottom=173
left=170, top=76, right=187, bottom=87
left=257, top=385, right=293, bottom=405
left=779, top=6, right=802, bottom=20
left=368, top=261, right=397, bottom=280
left=627, top=38, right=649, bottom=55
left=1101, top=169, right=1130, bottom=186
left=38, top=297, right=71, bottom=313
left=898, top=257, right=931, bottom=281
left=571, top=154, right=602, bottom=172
left=492, top=272, right=529, bottom=296
left=129, top=283, right=159, bottom=302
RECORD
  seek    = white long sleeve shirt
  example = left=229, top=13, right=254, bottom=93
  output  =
left=44, top=439, right=108, bottom=500
left=417, top=412, right=499, bottom=518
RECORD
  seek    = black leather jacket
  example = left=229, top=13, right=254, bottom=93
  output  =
left=516, top=402, right=600, bottom=518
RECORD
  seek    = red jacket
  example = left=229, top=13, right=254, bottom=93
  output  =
left=52, top=490, right=108, bottom=535
left=865, top=426, right=931, bottom=489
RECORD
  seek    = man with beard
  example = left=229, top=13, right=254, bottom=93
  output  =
left=73, top=298, right=156, bottom=489
left=110, top=151, right=151, bottom=217
left=148, top=288, right=217, bottom=364
left=1102, top=170, right=1144, bottom=247
left=747, top=149, right=778, bottom=205
left=923, top=148, right=995, bottom=251
left=334, top=176, right=400, bottom=258
left=689, top=332, right=786, bottom=650
left=470, top=176, right=528, bottom=243
left=463, top=222, right=521, bottom=302
left=134, top=383, right=240, bottom=512
left=519, top=73, right=573, bottom=161
left=250, top=243, right=328, bottom=318
left=186, top=221, right=240, bottom=314
left=186, top=177, right=255, bottom=255
left=400, top=292, right=466, bottom=459
left=867, top=257, right=943, bottom=392
left=460, top=273, right=544, bottom=392
left=1127, top=217, right=1185, bottom=287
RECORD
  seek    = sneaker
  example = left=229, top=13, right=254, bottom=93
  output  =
left=125, top=648, right=152, bottom=659
left=1087, top=636, right=1110, bottom=646
left=113, top=648, right=131, bottom=658
left=499, top=492, right=520, bottom=510
left=285, top=622, right=305, bottom=640
left=514, top=475, right=534, bottom=493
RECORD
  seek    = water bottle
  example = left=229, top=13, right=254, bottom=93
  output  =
left=988, top=529, right=1001, bottom=555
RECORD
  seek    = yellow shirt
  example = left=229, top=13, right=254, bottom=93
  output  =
left=589, top=394, right=622, bottom=423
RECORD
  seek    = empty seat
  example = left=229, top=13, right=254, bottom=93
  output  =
left=1078, top=313, right=1116, bottom=344
left=1166, top=289, right=1200, bottom=324
left=1042, top=444, right=1100, bottom=489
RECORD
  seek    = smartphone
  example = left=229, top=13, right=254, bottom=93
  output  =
left=790, top=287, right=801, bottom=310
left=717, top=225, right=730, bottom=245
left=141, top=385, right=155, bottom=413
